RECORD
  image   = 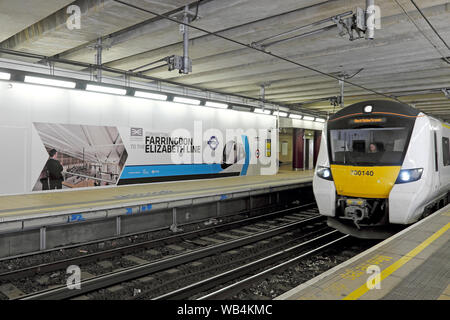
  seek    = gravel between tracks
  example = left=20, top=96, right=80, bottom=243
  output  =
left=229, top=237, right=380, bottom=300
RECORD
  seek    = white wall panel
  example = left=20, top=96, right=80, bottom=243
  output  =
left=0, top=82, right=277, bottom=195
left=0, top=126, right=27, bottom=194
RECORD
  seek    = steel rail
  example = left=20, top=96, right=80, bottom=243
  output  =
left=0, top=201, right=315, bottom=262
left=153, top=231, right=347, bottom=300
left=18, top=215, right=324, bottom=300
left=197, top=234, right=349, bottom=300
left=0, top=203, right=316, bottom=281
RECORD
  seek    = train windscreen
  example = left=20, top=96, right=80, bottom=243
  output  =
left=329, top=127, right=409, bottom=166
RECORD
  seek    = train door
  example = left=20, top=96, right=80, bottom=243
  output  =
left=434, top=131, right=440, bottom=189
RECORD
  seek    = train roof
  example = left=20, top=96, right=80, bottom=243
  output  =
left=329, top=100, right=420, bottom=121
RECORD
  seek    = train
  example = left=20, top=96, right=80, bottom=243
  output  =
left=313, top=100, right=450, bottom=239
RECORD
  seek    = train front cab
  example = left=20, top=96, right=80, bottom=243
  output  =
left=313, top=101, right=439, bottom=239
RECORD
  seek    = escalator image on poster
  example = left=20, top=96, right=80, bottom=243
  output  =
left=33, top=123, right=128, bottom=191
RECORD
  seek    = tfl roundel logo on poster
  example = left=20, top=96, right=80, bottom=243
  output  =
left=207, top=136, right=220, bottom=151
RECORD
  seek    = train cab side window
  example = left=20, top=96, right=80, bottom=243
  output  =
left=443, top=137, right=450, bottom=166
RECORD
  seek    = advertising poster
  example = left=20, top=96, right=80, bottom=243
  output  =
left=117, top=126, right=249, bottom=185
left=0, top=82, right=277, bottom=195
left=32, top=123, right=127, bottom=191
left=31, top=122, right=273, bottom=191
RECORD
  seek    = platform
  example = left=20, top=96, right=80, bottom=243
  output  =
left=0, top=170, right=312, bottom=221
left=277, top=204, right=450, bottom=300
left=0, top=170, right=313, bottom=257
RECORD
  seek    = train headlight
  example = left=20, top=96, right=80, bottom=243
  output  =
left=316, top=166, right=333, bottom=181
left=364, top=105, right=373, bottom=113
left=396, top=168, right=423, bottom=184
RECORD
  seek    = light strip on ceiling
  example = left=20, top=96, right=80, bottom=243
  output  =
left=86, top=84, right=127, bottom=95
left=173, top=97, right=201, bottom=105
left=24, top=76, right=76, bottom=88
left=134, top=91, right=167, bottom=100
left=0, top=72, right=11, bottom=80
left=303, top=116, right=315, bottom=121
left=254, top=108, right=272, bottom=115
left=289, top=114, right=303, bottom=119
left=205, top=101, right=228, bottom=109
left=273, top=111, right=288, bottom=117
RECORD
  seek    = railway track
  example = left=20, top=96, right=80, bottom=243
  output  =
left=21, top=216, right=327, bottom=300
left=0, top=203, right=316, bottom=280
left=0, top=203, right=322, bottom=300
left=0, top=201, right=307, bottom=268
left=153, top=231, right=347, bottom=300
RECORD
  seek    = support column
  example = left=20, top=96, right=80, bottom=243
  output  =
left=182, top=5, right=190, bottom=74
left=95, top=38, right=102, bottom=82
left=116, top=216, right=121, bottom=236
left=292, top=128, right=305, bottom=170
left=170, top=207, right=181, bottom=232
left=40, top=227, right=46, bottom=251
left=216, top=201, right=221, bottom=217
left=366, top=0, right=376, bottom=40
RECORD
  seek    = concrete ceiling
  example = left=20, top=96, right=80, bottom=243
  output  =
left=1, top=0, right=449, bottom=120
left=0, top=0, right=74, bottom=42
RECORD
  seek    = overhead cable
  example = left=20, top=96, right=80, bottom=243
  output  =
left=112, top=0, right=402, bottom=103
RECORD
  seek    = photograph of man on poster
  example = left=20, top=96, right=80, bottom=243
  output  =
left=33, top=123, right=128, bottom=191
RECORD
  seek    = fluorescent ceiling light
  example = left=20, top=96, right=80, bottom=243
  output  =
left=24, top=76, right=76, bottom=88
left=0, top=72, right=11, bottom=80
left=205, top=101, right=228, bottom=109
left=86, top=84, right=127, bottom=95
left=303, top=116, right=315, bottom=121
left=315, top=118, right=326, bottom=123
left=289, top=114, right=303, bottom=119
left=134, top=91, right=167, bottom=101
left=173, top=97, right=201, bottom=105
left=254, top=108, right=272, bottom=115
left=273, top=111, right=288, bottom=117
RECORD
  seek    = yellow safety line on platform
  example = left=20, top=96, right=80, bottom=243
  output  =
left=343, top=221, right=450, bottom=300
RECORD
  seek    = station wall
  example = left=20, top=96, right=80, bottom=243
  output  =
left=0, top=82, right=278, bottom=195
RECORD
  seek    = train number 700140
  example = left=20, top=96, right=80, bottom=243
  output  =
left=350, top=170, right=374, bottom=176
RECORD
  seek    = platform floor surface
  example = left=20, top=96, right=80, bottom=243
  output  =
left=0, top=170, right=313, bottom=219
left=277, top=204, right=450, bottom=300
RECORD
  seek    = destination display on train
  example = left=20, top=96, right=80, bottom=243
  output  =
left=349, top=117, right=387, bottom=124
